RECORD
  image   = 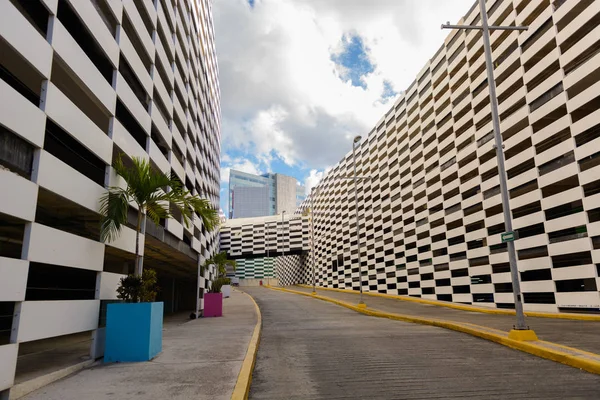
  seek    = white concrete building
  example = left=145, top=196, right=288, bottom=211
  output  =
left=288, top=0, right=600, bottom=314
left=0, top=0, right=220, bottom=396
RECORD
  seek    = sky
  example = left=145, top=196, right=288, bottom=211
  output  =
left=213, top=0, right=475, bottom=216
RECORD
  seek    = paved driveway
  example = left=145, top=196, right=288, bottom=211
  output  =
left=245, top=287, right=600, bottom=399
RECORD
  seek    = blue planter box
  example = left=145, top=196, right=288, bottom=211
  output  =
left=104, top=302, right=163, bottom=363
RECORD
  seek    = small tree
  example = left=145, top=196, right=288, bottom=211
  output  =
left=100, top=154, right=220, bottom=276
left=116, top=269, right=159, bottom=302
left=207, top=251, right=237, bottom=278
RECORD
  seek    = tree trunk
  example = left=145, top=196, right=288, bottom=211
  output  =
left=135, top=209, right=143, bottom=277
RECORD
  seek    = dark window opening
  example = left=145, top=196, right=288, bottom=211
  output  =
left=453, top=285, right=470, bottom=294
left=26, top=262, right=97, bottom=300
left=0, top=126, right=34, bottom=178
left=9, top=0, right=49, bottom=36
left=520, top=268, right=552, bottom=282
left=449, top=251, right=467, bottom=262
left=115, top=100, right=148, bottom=150
left=538, top=151, right=575, bottom=176
left=548, top=225, right=587, bottom=244
left=44, top=119, right=106, bottom=186
left=523, top=292, right=555, bottom=304
left=575, top=122, right=600, bottom=148
left=492, top=262, right=511, bottom=274
left=556, top=278, right=597, bottom=293
left=552, top=251, right=592, bottom=269
left=119, top=55, right=150, bottom=108
left=0, top=43, right=42, bottom=105
left=490, top=243, right=508, bottom=254
left=469, top=256, right=489, bottom=267
left=494, top=283, right=513, bottom=293
left=0, top=302, right=15, bottom=345
left=466, top=221, right=484, bottom=233
left=57, top=0, right=113, bottom=83
left=467, top=238, right=486, bottom=250
left=545, top=200, right=583, bottom=221
left=583, top=179, right=600, bottom=197
left=50, top=57, right=111, bottom=131
left=541, top=175, right=579, bottom=198
left=535, top=128, right=571, bottom=155
left=471, top=275, right=492, bottom=285
left=512, top=201, right=542, bottom=219
left=516, top=223, right=545, bottom=239
left=432, top=248, right=448, bottom=257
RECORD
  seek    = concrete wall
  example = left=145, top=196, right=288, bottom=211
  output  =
left=238, top=278, right=280, bottom=287
left=275, top=174, right=298, bottom=215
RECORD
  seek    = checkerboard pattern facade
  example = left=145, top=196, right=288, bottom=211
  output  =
left=220, top=215, right=310, bottom=258
left=235, top=257, right=275, bottom=279
left=277, top=254, right=311, bottom=286
left=292, top=0, right=600, bottom=313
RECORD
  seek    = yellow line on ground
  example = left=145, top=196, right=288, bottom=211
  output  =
left=297, top=284, right=600, bottom=321
left=269, top=286, right=600, bottom=376
left=231, top=290, right=262, bottom=400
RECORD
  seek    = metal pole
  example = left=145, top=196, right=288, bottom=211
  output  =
left=281, top=211, right=286, bottom=260
left=311, top=187, right=316, bottom=293
left=478, top=0, right=527, bottom=330
left=195, top=258, right=201, bottom=319
left=353, top=140, right=364, bottom=306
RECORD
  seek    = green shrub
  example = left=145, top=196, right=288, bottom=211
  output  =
left=117, top=269, right=158, bottom=302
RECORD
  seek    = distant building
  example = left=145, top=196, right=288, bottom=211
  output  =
left=229, top=170, right=306, bottom=219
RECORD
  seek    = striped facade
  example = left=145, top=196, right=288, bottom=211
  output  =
left=0, top=0, right=220, bottom=395
left=291, top=0, right=600, bottom=313
left=219, top=215, right=310, bottom=282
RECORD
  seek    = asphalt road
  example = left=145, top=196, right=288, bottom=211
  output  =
left=244, top=287, right=600, bottom=400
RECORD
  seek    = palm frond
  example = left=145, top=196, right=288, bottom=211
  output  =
left=99, top=187, right=130, bottom=242
left=187, top=196, right=219, bottom=231
left=146, top=196, right=171, bottom=225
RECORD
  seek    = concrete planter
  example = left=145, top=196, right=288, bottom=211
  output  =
left=221, top=284, right=231, bottom=298
left=204, top=293, right=223, bottom=317
left=104, top=302, right=163, bottom=363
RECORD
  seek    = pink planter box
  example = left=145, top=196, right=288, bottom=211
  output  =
left=204, top=292, right=223, bottom=317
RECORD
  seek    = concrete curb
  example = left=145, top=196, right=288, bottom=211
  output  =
left=9, top=359, right=95, bottom=400
left=269, top=286, right=600, bottom=376
left=231, top=289, right=262, bottom=400
left=297, top=284, right=600, bottom=321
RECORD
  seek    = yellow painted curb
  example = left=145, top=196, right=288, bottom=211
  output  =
left=297, top=284, right=600, bottom=321
left=231, top=290, right=262, bottom=400
left=508, top=329, right=538, bottom=341
left=271, top=286, right=600, bottom=376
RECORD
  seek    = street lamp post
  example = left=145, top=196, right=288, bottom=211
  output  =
left=352, top=135, right=366, bottom=308
left=442, top=0, right=535, bottom=338
left=281, top=210, right=286, bottom=260
left=310, top=187, right=317, bottom=294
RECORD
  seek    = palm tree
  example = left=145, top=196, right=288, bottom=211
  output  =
left=206, top=251, right=237, bottom=278
left=99, top=154, right=220, bottom=276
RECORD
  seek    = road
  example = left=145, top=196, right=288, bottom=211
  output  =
left=244, top=287, right=600, bottom=399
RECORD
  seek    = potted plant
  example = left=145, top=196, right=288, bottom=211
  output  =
left=221, top=277, right=232, bottom=298
left=209, top=252, right=237, bottom=298
left=104, top=269, right=162, bottom=362
left=99, top=154, right=219, bottom=361
left=204, top=278, right=226, bottom=317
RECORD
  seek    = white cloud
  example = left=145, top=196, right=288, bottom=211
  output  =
left=215, top=0, right=474, bottom=172
left=304, top=168, right=332, bottom=194
left=220, top=158, right=262, bottom=183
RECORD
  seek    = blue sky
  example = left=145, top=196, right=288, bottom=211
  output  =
left=214, top=0, right=475, bottom=217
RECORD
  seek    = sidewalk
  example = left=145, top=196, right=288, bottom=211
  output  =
left=22, top=290, right=258, bottom=400
left=291, top=285, right=600, bottom=355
